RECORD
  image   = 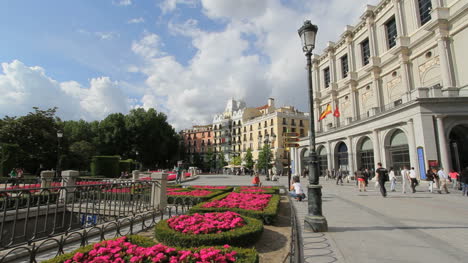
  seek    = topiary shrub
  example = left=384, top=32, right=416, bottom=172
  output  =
left=154, top=212, right=263, bottom=247
left=40, top=235, right=259, bottom=263
left=90, top=156, right=120, bottom=177
left=119, top=159, right=133, bottom=173
left=189, top=192, right=281, bottom=225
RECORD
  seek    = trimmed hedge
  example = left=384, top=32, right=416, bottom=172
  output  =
left=90, top=156, right=120, bottom=178
left=41, top=235, right=259, bottom=263
left=167, top=190, right=224, bottom=205
left=119, top=159, right=134, bottom=173
left=233, top=186, right=278, bottom=194
left=187, top=185, right=234, bottom=193
left=154, top=214, right=263, bottom=248
left=189, top=192, right=281, bottom=225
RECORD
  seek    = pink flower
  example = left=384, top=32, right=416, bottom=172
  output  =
left=202, top=192, right=272, bottom=211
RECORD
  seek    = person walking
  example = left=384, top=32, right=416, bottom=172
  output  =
left=325, top=169, right=330, bottom=181
left=356, top=169, right=366, bottom=192
left=252, top=173, right=261, bottom=187
left=449, top=169, right=459, bottom=190
left=376, top=163, right=388, bottom=197
left=289, top=176, right=306, bottom=201
left=437, top=167, right=450, bottom=194
left=426, top=168, right=436, bottom=193
left=409, top=167, right=418, bottom=193
left=175, top=165, right=182, bottom=184
left=9, top=168, right=18, bottom=186
left=336, top=169, right=343, bottom=186
left=389, top=167, right=396, bottom=192
left=363, top=168, right=370, bottom=187
left=401, top=166, right=410, bottom=194
left=460, top=167, right=468, bottom=196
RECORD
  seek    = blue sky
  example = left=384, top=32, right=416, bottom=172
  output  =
left=0, top=0, right=379, bottom=129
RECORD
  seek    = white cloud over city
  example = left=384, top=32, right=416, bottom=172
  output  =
left=1, top=0, right=379, bottom=130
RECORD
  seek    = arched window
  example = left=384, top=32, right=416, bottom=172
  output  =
left=335, top=142, right=348, bottom=171
left=388, top=130, right=410, bottom=172
left=317, top=147, right=328, bottom=176
left=358, top=137, right=374, bottom=170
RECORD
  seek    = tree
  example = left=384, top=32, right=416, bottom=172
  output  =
left=244, top=148, right=254, bottom=170
left=257, top=144, right=272, bottom=174
left=216, top=153, right=227, bottom=170
left=204, top=148, right=216, bottom=171
left=230, top=155, right=242, bottom=166
left=67, top=141, right=96, bottom=171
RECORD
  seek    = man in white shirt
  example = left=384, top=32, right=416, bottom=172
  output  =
left=401, top=166, right=410, bottom=194
left=409, top=167, right=418, bottom=193
left=437, top=167, right=450, bottom=194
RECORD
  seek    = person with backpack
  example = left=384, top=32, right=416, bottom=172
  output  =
left=375, top=163, right=389, bottom=197
left=426, top=168, right=435, bottom=193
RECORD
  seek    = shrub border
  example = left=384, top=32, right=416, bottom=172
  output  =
left=233, top=187, right=278, bottom=194
left=187, top=185, right=234, bottom=192
left=40, top=235, right=258, bottom=263
left=189, top=192, right=280, bottom=224
left=154, top=213, right=263, bottom=247
left=167, top=189, right=225, bottom=205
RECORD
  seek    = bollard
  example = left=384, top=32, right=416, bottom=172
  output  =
left=60, top=170, right=79, bottom=203
left=151, top=173, right=168, bottom=211
left=40, top=170, right=55, bottom=189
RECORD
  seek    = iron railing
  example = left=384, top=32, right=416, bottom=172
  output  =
left=287, top=195, right=303, bottom=263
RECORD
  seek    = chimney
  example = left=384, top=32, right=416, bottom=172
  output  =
left=268, top=98, right=275, bottom=107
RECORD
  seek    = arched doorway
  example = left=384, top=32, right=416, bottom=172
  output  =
left=317, top=146, right=328, bottom=177
left=449, top=124, right=468, bottom=172
left=335, top=142, right=348, bottom=171
left=301, top=148, right=310, bottom=172
left=388, top=129, right=410, bottom=171
left=357, top=137, right=374, bottom=170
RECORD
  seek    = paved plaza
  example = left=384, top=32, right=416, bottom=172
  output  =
left=183, top=174, right=468, bottom=263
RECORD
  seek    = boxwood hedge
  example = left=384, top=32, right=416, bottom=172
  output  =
left=233, top=186, right=279, bottom=194
left=189, top=192, right=280, bottom=224
left=167, top=189, right=224, bottom=205
left=154, top=214, right=263, bottom=247
left=41, top=235, right=258, bottom=263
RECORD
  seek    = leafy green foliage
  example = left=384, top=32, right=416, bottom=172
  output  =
left=244, top=148, right=254, bottom=170
left=230, top=155, right=242, bottom=166
left=154, top=215, right=263, bottom=247
left=256, top=144, right=272, bottom=173
left=90, top=156, right=120, bottom=177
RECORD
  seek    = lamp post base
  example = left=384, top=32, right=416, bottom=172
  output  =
left=304, top=215, right=328, bottom=232
left=304, top=184, right=328, bottom=232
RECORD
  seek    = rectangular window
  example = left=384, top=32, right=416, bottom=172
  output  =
left=282, top=118, right=286, bottom=125
left=300, top=129, right=305, bottom=137
left=283, top=127, right=287, bottom=134
left=324, top=67, right=330, bottom=88
left=291, top=119, right=296, bottom=126
left=292, top=128, right=296, bottom=133
left=385, top=17, right=397, bottom=49
left=250, top=133, right=253, bottom=140
left=264, top=121, right=267, bottom=128
left=418, top=0, right=432, bottom=26
left=299, top=120, right=304, bottom=127
left=361, top=38, right=370, bottom=66
left=271, top=128, right=273, bottom=135
left=270, top=119, right=274, bottom=125
left=341, top=54, right=349, bottom=78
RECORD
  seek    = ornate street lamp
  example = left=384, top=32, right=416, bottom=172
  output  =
left=56, top=130, right=63, bottom=178
left=298, top=20, right=328, bottom=232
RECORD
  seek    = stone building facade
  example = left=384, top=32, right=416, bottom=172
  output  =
left=291, top=0, right=468, bottom=178
left=181, top=125, right=213, bottom=160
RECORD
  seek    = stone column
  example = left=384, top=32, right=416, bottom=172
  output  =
left=436, top=116, right=452, bottom=171
left=366, top=15, right=377, bottom=57
left=436, top=34, right=456, bottom=94
left=392, top=0, right=407, bottom=37
left=400, top=51, right=413, bottom=93
left=40, top=171, right=55, bottom=188
left=372, top=73, right=382, bottom=110
left=347, top=137, right=355, bottom=175
left=327, top=141, right=333, bottom=172
left=151, top=173, right=168, bottom=211
left=406, top=119, right=419, bottom=177
left=60, top=170, right=79, bottom=203
left=372, top=130, right=382, bottom=168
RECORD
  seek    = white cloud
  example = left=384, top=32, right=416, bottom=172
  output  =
left=159, top=0, right=197, bottom=14
left=0, top=60, right=130, bottom=120
left=113, top=0, right=132, bottom=6
left=95, top=32, right=119, bottom=40
left=131, top=33, right=166, bottom=58
left=127, top=17, right=144, bottom=24
left=132, top=0, right=381, bottom=130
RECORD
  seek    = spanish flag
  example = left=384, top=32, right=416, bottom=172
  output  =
left=319, top=104, right=332, bottom=121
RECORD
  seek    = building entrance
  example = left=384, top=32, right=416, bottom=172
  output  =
left=449, top=124, right=468, bottom=172
left=335, top=142, right=348, bottom=171
left=388, top=130, right=410, bottom=173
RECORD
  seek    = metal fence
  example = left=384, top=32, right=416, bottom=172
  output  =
left=287, top=195, right=303, bottom=263
left=0, top=177, right=190, bottom=263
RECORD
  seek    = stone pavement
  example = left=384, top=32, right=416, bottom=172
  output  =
left=185, top=174, right=468, bottom=263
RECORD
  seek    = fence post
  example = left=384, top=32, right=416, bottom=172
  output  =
left=60, top=170, right=79, bottom=202
left=132, top=170, right=140, bottom=182
left=40, top=170, right=55, bottom=188
left=151, top=173, right=168, bottom=211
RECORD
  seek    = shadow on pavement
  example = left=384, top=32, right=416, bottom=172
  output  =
left=329, top=225, right=468, bottom=232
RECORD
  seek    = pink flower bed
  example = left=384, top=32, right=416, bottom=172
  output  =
left=64, top=236, right=237, bottom=263
left=240, top=186, right=272, bottom=189
left=202, top=193, right=272, bottom=211
left=7, top=182, right=62, bottom=193
left=191, top=185, right=228, bottom=189
left=167, top=189, right=213, bottom=197
left=76, top=181, right=111, bottom=186
left=167, top=212, right=245, bottom=234
left=239, top=189, right=267, bottom=193
left=168, top=174, right=177, bottom=181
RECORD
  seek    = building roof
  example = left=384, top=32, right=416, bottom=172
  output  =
left=256, top=104, right=269, bottom=110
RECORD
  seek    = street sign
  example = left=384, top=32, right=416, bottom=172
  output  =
left=284, top=138, right=299, bottom=142
left=284, top=132, right=299, bottom=137
left=284, top=143, right=299, bottom=148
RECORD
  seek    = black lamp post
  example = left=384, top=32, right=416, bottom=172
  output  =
left=56, top=130, right=63, bottom=178
left=298, top=20, right=328, bottom=232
